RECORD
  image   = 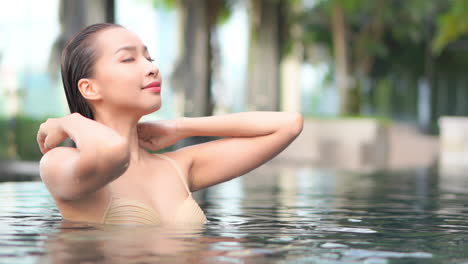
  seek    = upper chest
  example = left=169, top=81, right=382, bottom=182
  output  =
left=105, top=154, right=191, bottom=213
left=56, top=152, right=192, bottom=223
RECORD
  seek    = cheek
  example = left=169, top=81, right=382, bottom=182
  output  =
left=105, top=65, right=139, bottom=87
left=97, top=65, right=141, bottom=99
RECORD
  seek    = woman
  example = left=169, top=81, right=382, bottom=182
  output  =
left=36, top=23, right=303, bottom=227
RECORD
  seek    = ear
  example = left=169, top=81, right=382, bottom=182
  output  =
left=77, top=78, right=102, bottom=101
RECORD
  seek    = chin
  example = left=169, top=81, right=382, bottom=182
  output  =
left=142, top=103, right=162, bottom=115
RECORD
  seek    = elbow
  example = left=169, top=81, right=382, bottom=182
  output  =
left=288, top=111, right=304, bottom=137
left=277, top=111, right=303, bottom=140
left=296, top=112, right=304, bottom=135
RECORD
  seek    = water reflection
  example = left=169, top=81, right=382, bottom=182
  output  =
left=36, top=221, right=247, bottom=264
left=0, top=163, right=467, bottom=263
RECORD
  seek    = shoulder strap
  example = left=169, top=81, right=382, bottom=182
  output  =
left=153, top=153, right=191, bottom=194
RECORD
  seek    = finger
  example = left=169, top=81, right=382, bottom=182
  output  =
left=137, top=122, right=151, bottom=133
left=138, top=139, right=152, bottom=150
left=37, top=130, right=47, bottom=154
left=137, top=128, right=153, bottom=142
left=140, top=138, right=160, bottom=151
left=44, top=130, right=68, bottom=151
left=37, top=121, right=54, bottom=154
left=137, top=131, right=149, bottom=141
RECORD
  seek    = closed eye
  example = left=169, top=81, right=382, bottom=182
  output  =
left=121, top=57, right=154, bottom=63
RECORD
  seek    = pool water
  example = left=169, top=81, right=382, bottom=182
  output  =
left=0, top=164, right=467, bottom=263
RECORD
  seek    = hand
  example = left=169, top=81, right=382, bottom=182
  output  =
left=36, top=115, right=72, bottom=154
left=137, top=118, right=184, bottom=151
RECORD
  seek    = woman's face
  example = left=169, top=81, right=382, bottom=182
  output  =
left=90, top=27, right=162, bottom=117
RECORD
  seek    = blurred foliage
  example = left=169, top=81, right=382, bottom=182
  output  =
left=14, top=116, right=46, bottom=160
left=0, top=120, right=9, bottom=160
left=141, top=0, right=176, bottom=10
left=299, top=0, right=468, bottom=76
left=147, top=0, right=234, bottom=25
left=300, top=0, right=446, bottom=78
left=432, top=0, right=468, bottom=54
left=296, top=0, right=468, bottom=129
left=0, top=116, right=45, bottom=161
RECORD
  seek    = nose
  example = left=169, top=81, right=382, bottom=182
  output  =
left=146, top=61, right=159, bottom=78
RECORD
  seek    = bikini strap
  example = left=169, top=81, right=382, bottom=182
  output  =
left=153, top=153, right=191, bottom=194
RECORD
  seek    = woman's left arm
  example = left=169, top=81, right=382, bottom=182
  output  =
left=174, top=111, right=304, bottom=192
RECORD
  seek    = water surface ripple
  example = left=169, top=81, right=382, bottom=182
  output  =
left=0, top=165, right=467, bottom=263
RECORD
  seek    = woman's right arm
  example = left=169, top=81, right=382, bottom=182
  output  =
left=37, top=113, right=130, bottom=201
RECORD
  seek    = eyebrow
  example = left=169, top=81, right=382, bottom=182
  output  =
left=114, top=45, right=148, bottom=54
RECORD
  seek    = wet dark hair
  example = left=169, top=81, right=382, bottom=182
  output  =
left=61, top=23, right=123, bottom=120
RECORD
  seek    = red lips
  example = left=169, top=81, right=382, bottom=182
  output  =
left=143, top=81, right=161, bottom=89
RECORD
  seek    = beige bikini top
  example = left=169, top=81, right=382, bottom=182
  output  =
left=101, top=153, right=208, bottom=226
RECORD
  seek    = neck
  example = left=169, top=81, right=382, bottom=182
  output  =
left=94, top=109, right=145, bottom=165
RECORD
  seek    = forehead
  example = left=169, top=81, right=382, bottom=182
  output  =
left=94, top=27, right=144, bottom=55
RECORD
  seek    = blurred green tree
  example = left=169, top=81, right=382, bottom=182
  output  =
left=432, top=0, right=468, bottom=54
left=299, top=0, right=448, bottom=117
